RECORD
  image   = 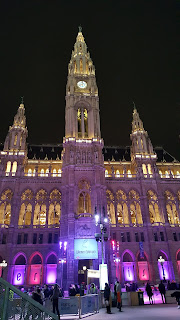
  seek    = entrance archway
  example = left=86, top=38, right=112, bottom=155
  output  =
left=122, top=251, right=135, bottom=282
left=78, top=259, right=93, bottom=285
left=137, top=252, right=149, bottom=281
left=13, top=254, right=27, bottom=285
left=46, top=253, right=57, bottom=284
left=29, top=252, right=43, bottom=285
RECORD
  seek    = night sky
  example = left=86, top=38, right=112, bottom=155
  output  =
left=0, top=1, right=179, bottom=159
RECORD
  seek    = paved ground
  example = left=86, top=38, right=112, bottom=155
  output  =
left=61, top=304, right=180, bottom=320
left=86, top=305, right=180, bottom=320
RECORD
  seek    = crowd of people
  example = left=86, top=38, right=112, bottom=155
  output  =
left=16, top=278, right=180, bottom=317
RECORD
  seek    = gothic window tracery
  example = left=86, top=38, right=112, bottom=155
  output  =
left=12, top=161, right=17, bottom=176
left=48, top=189, right=61, bottom=226
left=0, top=189, right=13, bottom=226
left=33, top=189, right=47, bottom=226
left=165, top=191, right=179, bottom=225
left=77, top=108, right=88, bottom=138
left=6, top=161, right=11, bottom=176
left=129, top=190, right=143, bottom=226
left=106, top=190, right=116, bottom=225
left=147, top=190, right=163, bottom=224
left=116, top=190, right=129, bottom=226
left=18, top=189, right=33, bottom=226
left=77, top=180, right=91, bottom=215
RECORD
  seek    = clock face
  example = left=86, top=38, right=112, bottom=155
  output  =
left=77, top=81, right=87, bottom=89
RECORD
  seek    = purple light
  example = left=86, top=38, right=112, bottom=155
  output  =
left=123, top=262, right=134, bottom=281
left=46, top=265, right=57, bottom=284
left=64, top=241, right=67, bottom=251
left=13, top=266, right=25, bottom=285
left=29, top=265, right=42, bottom=285
left=138, top=261, right=149, bottom=281
left=158, top=261, right=169, bottom=280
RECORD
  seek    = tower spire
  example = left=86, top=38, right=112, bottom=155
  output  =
left=4, top=101, right=28, bottom=152
left=130, top=107, right=154, bottom=157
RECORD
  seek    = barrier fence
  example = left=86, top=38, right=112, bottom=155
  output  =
left=0, top=278, right=99, bottom=320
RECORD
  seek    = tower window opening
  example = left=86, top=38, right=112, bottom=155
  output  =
left=14, top=134, right=17, bottom=146
left=80, top=58, right=83, bottom=73
left=6, top=161, right=11, bottom=176
left=147, top=164, right=152, bottom=176
left=20, top=136, right=22, bottom=147
left=127, top=170, right=132, bottom=178
left=58, top=169, right=62, bottom=177
left=165, top=171, right=170, bottom=178
left=77, top=109, right=82, bottom=137
left=116, top=170, right=120, bottom=178
left=28, top=169, right=32, bottom=177
left=53, top=169, right=57, bottom=177
left=84, top=109, right=88, bottom=137
left=12, top=161, right=17, bottom=176
left=40, top=169, right=45, bottom=177
left=105, top=170, right=108, bottom=177
left=142, top=164, right=147, bottom=177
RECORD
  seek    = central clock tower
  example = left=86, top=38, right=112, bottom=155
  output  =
left=60, top=28, right=107, bottom=288
left=65, top=27, right=101, bottom=139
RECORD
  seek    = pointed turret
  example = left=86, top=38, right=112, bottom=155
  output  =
left=4, top=100, right=28, bottom=152
left=130, top=107, right=155, bottom=158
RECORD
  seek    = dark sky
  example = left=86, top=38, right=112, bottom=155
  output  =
left=0, top=0, right=179, bottom=159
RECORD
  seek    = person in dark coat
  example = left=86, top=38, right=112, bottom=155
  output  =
left=171, top=291, right=180, bottom=308
left=52, top=284, right=60, bottom=319
left=159, top=280, right=166, bottom=303
left=146, top=282, right=153, bottom=304
left=104, top=283, right=111, bottom=314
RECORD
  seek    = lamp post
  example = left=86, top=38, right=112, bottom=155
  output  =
left=94, top=207, right=108, bottom=290
left=0, top=260, right=7, bottom=278
left=158, top=256, right=165, bottom=281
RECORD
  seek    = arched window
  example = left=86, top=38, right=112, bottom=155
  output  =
left=115, top=170, right=120, bottom=178
left=106, top=190, right=116, bottom=224
left=77, top=108, right=88, bottom=138
left=147, top=190, right=163, bottom=224
left=52, top=169, right=57, bottom=177
left=129, top=190, right=143, bottom=226
left=127, top=170, right=132, bottom=178
left=33, top=190, right=47, bottom=226
left=105, top=170, right=108, bottom=178
left=18, top=189, right=33, bottom=227
left=45, top=169, right=49, bottom=177
left=6, top=161, right=11, bottom=176
left=116, top=190, right=129, bottom=226
left=77, top=108, right=82, bottom=137
left=12, top=161, right=17, bottom=176
left=58, top=169, right=62, bottom=177
left=176, top=171, right=180, bottom=178
left=40, top=169, right=45, bottom=177
left=14, top=134, right=17, bottom=146
left=165, top=191, right=179, bottom=225
left=28, top=169, right=32, bottom=177
left=159, top=170, right=163, bottom=178
left=147, top=164, right=152, bottom=176
left=165, top=171, right=170, bottom=178
left=142, top=164, right=147, bottom=176
left=77, top=180, right=91, bottom=216
left=48, top=189, right=61, bottom=226
left=0, top=189, right=13, bottom=226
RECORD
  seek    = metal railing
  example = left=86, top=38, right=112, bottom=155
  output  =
left=0, top=277, right=58, bottom=320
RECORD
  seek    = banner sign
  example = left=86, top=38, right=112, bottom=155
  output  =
left=29, top=265, right=42, bottom=285
left=123, top=262, right=134, bottom=281
left=13, top=265, right=25, bottom=285
left=138, top=261, right=149, bottom=280
left=59, top=297, right=78, bottom=315
left=74, top=239, right=98, bottom=260
left=87, top=269, right=100, bottom=279
left=158, top=261, right=169, bottom=280
left=46, top=264, right=57, bottom=284
left=139, top=242, right=144, bottom=259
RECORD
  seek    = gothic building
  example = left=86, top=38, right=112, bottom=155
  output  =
left=0, top=29, right=180, bottom=289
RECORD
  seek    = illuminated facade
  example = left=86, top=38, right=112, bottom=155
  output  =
left=1, top=29, right=180, bottom=288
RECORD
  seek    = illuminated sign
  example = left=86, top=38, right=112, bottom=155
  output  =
left=100, top=264, right=108, bottom=290
left=138, top=261, right=149, bottom=281
left=123, top=262, right=134, bottom=281
left=13, top=266, right=25, bottom=285
left=87, top=269, right=100, bottom=279
left=29, top=265, right=42, bottom=285
left=74, top=239, right=98, bottom=260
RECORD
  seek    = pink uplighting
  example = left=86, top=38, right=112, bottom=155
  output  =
left=29, top=265, right=42, bottom=285
left=138, top=261, right=149, bottom=281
